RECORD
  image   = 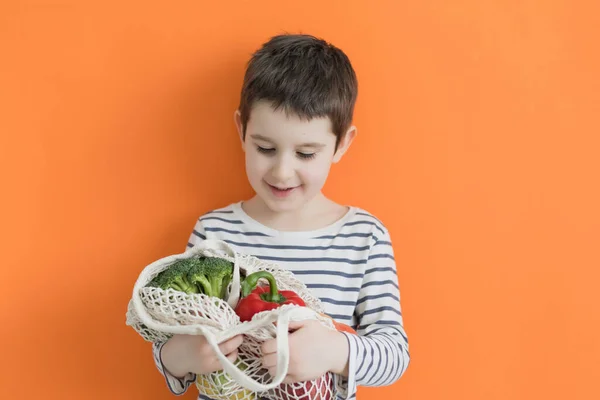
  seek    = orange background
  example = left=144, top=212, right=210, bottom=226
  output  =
left=1, top=1, right=599, bottom=399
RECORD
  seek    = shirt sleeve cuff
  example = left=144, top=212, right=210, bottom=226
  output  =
left=334, top=332, right=358, bottom=399
left=154, top=341, right=196, bottom=395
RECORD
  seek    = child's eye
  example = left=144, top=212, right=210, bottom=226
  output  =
left=297, top=152, right=316, bottom=160
left=256, top=146, right=275, bottom=154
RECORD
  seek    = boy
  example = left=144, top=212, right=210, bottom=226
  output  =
left=154, top=33, right=410, bottom=399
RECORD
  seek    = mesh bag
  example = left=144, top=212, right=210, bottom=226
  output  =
left=126, top=239, right=340, bottom=400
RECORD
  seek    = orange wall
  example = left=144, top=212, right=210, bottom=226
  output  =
left=1, top=1, right=599, bottom=399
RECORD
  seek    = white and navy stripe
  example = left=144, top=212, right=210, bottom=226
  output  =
left=154, top=202, right=409, bottom=399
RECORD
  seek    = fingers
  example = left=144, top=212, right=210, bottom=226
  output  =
left=264, top=354, right=299, bottom=382
left=212, top=337, right=241, bottom=373
left=218, top=334, right=243, bottom=355
left=261, top=352, right=278, bottom=368
left=282, top=375, right=297, bottom=384
left=267, top=371, right=298, bottom=384
left=261, top=338, right=277, bottom=355
left=226, top=348, right=238, bottom=363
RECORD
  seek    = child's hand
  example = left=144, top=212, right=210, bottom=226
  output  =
left=161, top=334, right=244, bottom=378
left=261, top=320, right=348, bottom=383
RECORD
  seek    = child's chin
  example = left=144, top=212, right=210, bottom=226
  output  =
left=263, top=195, right=304, bottom=211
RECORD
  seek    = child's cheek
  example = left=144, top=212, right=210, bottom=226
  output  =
left=246, top=152, right=268, bottom=175
left=301, top=160, right=331, bottom=188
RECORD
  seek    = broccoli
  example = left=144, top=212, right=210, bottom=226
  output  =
left=188, top=257, right=233, bottom=299
left=147, top=258, right=201, bottom=294
left=147, top=256, right=234, bottom=299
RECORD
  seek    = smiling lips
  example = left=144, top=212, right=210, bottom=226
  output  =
left=267, top=183, right=299, bottom=198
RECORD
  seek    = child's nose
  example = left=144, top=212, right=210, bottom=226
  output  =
left=271, top=157, right=295, bottom=181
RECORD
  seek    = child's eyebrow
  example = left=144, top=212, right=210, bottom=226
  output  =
left=249, top=134, right=273, bottom=142
left=250, top=134, right=325, bottom=149
left=298, top=142, right=326, bottom=149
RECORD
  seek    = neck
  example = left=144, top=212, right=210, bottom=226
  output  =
left=243, top=193, right=335, bottom=231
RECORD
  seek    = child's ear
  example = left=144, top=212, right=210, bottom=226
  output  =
left=333, top=125, right=357, bottom=163
left=234, top=110, right=246, bottom=151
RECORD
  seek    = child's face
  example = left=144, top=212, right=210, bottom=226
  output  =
left=235, top=101, right=353, bottom=214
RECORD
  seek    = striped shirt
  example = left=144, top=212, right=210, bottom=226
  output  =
left=152, top=201, right=410, bottom=399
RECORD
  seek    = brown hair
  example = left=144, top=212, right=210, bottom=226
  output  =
left=238, top=34, right=358, bottom=149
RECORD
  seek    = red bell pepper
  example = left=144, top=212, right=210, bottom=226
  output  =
left=235, top=270, right=305, bottom=322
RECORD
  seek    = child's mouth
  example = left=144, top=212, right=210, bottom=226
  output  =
left=268, top=184, right=299, bottom=198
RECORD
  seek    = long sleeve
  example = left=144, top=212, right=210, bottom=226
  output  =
left=340, top=228, right=410, bottom=398
left=150, top=217, right=208, bottom=395
left=148, top=205, right=411, bottom=399
left=152, top=341, right=197, bottom=395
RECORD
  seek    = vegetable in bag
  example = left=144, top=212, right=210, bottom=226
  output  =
left=235, top=271, right=305, bottom=322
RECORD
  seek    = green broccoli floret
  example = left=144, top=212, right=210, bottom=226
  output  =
left=147, top=256, right=234, bottom=299
left=187, top=257, right=233, bottom=299
left=148, top=258, right=201, bottom=294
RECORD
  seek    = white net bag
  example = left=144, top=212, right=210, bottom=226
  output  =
left=126, top=239, right=340, bottom=400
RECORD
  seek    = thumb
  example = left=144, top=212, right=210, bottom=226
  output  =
left=286, top=319, right=309, bottom=332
